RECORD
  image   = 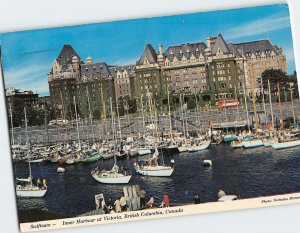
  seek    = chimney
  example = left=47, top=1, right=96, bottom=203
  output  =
left=207, top=37, right=211, bottom=48
left=159, top=44, right=163, bottom=55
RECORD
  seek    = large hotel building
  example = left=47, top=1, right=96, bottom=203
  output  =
left=47, top=34, right=286, bottom=119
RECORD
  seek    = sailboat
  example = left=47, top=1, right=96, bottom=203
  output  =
left=134, top=145, right=174, bottom=177
left=188, top=140, right=211, bottom=152
left=16, top=107, right=47, bottom=197
left=134, top=90, right=174, bottom=177
left=91, top=98, right=132, bottom=184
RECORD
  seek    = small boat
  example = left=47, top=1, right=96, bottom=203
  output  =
left=16, top=107, right=47, bottom=198
left=271, top=139, right=300, bottom=150
left=91, top=164, right=132, bottom=184
left=138, top=148, right=152, bottom=156
left=188, top=141, right=211, bottom=152
left=81, top=153, right=102, bottom=163
left=243, top=139, right=264, bottom=148
left=102, top=152, right=114, bottom=160
left=134, top=146, right=174, bottom=177
left=16, top=180, right=47, bottom=197
left=223, top=135, right=237, bottom=143
left=28, top=158, right=44, bottom=163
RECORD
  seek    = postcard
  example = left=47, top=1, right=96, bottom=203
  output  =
left=0, top=3, right=299, bottom=232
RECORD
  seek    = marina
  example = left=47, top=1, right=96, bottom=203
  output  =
left=14, top=143, right=300, bottom=222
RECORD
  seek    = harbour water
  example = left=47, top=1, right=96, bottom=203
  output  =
left=14, top=144, right=300, bottom=222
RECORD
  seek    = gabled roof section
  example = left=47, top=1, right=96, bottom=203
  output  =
left=109, top=65, right=135, bottom=77
left=227, top=43, right=242, bottom=57
left=56, top=45, right=82, bottom=69
left=137, top=44, right=157, bottom=65
left=234, top=40, right=279, bottom=56
left=211, top=34, right=230, bottom=55
left=164, top=42, right=207, bottom=61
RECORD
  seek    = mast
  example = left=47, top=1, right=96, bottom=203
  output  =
left=223, top=97, right=229, bottom=135
left=277, top=83, right=284, bottom=131
left=289, top=82, right=296, bottom=125
left=86, top=86, right=95, bottom=143
left=243, top=83, right=250, bottom=130
left=260, top=76, right=267, bottom=125
left=109, top=97, right=117, bottom=166
left=9, top=103, right=15, bottom=145
left=140, top=94, right=146, bottom=136
left=73, top=96, right=81, bottom=148
left=251, top=70, right=259, bottom=131
left=268, top=79, right=275, bottom=129
left=100, top=86, right=108, bottom=142
left=115, top=99, right=122, bottom=141
left=24, top=107, right=32, bottom=185
left=179, top=94, right=186, bottom=138
left=167, top=90, right=172, bottom=135
left=44, top=97, right=50, bottom=145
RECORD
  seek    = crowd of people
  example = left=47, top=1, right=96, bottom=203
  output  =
left=96, top=188, right=227, bottom=214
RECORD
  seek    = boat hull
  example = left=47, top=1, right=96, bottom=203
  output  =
left=138, top=149, right=151, bottom=156
left=16, top=188, right=47, bottom=197
left=178, top=146, right=188, bottom=153
left=135, top=166, right=174, bottom=177
left=92, top=174, right=131, bottom=184
left=81, top=154, right=102, bottom=163
left=223, top=136, right=236, bottom=143
left=271, top=140, right=300, bottom=150
left=188, top=142, right=210, bottom=152
left=28, top=159, right=44, bottom=163
left=243, top=140, right=264, bottom=148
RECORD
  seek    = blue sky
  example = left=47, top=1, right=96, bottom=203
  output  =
left=0, top=4, right=296, bottom=96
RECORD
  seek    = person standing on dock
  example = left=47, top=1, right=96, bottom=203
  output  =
left=146, top=195, right=155, bottom=208
left=106, top=198, right=114, bottom=213
left=218, top=188, right=226, bottom=198
left=120, top=196, right=127, bottom=212
left=139, top=188, right=146, bottom=207
left=114, top=197, right=122, bottom=213
left=43, top=178, right=47, bottom=189
left=163, top=193, right=170, bottom=207
left=193, top=194, right=200, bottom=204
left=37, top=177, right=42, bottom=188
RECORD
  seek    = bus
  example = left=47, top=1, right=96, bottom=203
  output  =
left=218, top=98, right=239, bottom=110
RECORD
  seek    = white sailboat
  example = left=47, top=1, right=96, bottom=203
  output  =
left=16, top=107, right=47, bottom=197
left=134, top=146, right=174, bottom=177
left=188, top=140, right=211, bottom=152
left=134, top=90, right=174, bottom=177
left=91, top=98, right=132, bottom=184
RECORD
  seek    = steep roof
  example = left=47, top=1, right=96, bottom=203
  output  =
left=137, top=44, right=157, bottom=65
left=80, top=62, right=112, bottom=79
left=56, top=45, right=82, bottom=70
left=164, top=42, right=207, bottom=61
left=227, top=43, right=242, bottom=57
left=234, top=40, right=279, bottom=56
left=211, top=34, right=230, bottom=55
